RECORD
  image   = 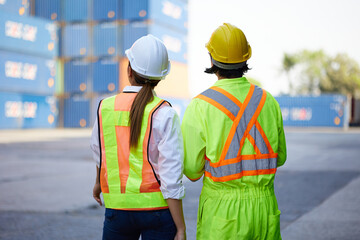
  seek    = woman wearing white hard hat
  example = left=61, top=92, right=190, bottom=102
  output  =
left=91, top=34, right=186, bottom=240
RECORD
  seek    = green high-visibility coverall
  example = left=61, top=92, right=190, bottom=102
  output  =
left=182, top=77, right=287, bottom=240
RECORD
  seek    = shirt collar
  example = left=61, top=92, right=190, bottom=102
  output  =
left=123, top=85, right=157, bottom=96
left=213, top=77, right=248, bottom=87
left=123, top=85, right=142, bottom=93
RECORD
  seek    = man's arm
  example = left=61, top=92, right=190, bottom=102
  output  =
left=277, top=104, right=287, bottom=167
left=181, top=100, right=206, bottom=181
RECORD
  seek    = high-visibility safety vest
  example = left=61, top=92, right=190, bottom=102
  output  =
left=182, top=77, right=286, bottom=186
left=97, top=92, right=169, bottom=210
left=198, top=84, right=277, bottom=182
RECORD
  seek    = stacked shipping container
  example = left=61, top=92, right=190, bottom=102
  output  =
left=33, top=0, right=189, bottom=128
left=0, top=4, right=59, bottom=129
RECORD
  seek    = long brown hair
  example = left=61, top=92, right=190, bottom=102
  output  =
left=129, top=69, right=160, bottom=148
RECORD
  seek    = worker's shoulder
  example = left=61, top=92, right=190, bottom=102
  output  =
left=153, top=101, right=179, bottom=119
left=261, top=89, right=282, bottom=112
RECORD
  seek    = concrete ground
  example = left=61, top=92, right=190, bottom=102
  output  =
left=0, top=128, right=359, bottom=239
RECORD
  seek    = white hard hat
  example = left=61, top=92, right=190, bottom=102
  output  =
left=125, top=34, right=171, bottom=80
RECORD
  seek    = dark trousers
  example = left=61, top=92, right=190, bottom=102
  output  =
left=102, top=208, right=176, bottom=240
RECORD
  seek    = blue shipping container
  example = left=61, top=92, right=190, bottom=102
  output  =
left=124, top=22, right=187, bottom=63
left=64, top=95, right=90, bottom=128
left=0, top=51, right=56, bottom=94
left=0, top=10, right=58, bottom=58
left=90, top=93, right=113, bottom=126
left=276, top=95, right=347, bottom=127
left=93, top=22, right=123, bottom=57
left=93, top=0, right=188, bottom=33
left=0, top=0, right=29, bottom=16
left=93, top=0, right=121, bottom=21
left=35, top=0, right=61, bottom=21
left=62, top=23, right=90, bottom=57
left=64, top=60, right=91, bottom=93
left=0, top=92, right=57, bottom=129
left=93, top=58, right=119, bottom=93
left=63, top=0, right=89, bottom=22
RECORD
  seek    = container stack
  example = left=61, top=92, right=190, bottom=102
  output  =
left=0, top=0, right=59, bottom=129
left=33, top=0, right=190, bottom=128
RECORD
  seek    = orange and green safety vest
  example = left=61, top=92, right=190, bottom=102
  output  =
left=98, top=92, right=169, bottom=210
left=182, top=77, right=286, bottom=186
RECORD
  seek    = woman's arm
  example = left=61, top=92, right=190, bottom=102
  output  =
left=93, top=166, right=102, bottom=206
left=166, top=199, right=186, bottom=240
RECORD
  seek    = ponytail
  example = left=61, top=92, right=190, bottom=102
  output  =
left=129, top=70, right=159, bottom=148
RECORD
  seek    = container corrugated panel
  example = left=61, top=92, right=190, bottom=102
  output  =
left=63, top=95, right=90, bottom=128
left=123, top=22, right=187, bottom=63
left=93, top=0, right=120, bottom=21
left=62, top=23, right=90, bottom=58
left=148, top=0, right=188, bottom=33
left=34, top=0, right=61, bottom=21
left=93, top=0, right=187, bottom=32
left=276, top=95, right=347, bottom=127
left=128, top=0, right=188, bottom=32
left=93, top=58, right=119, bottom=93
left=0, top=92, right=58, bottom=129
left=0, top=10, right=58, bottom=58
left=93, top=22, right=123, bottom=57
left=55, top=60, right=64, bottom=94
left=64, top=59, right=91, bottom=93
left=63, top=0, right=89, bottom=22
left=0, top=50, right=56, bottom=95
left=90, top=93, right=113, bottom=126
left=0, top=0, right=30, bottom=16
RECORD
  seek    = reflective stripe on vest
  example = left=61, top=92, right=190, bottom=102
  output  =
left=98, top=93, right=168, bottom=210
left=196, top=84, right=278, bottom=182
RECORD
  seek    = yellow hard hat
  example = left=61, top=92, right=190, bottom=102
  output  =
left=206, top=23, right=251, bottom=68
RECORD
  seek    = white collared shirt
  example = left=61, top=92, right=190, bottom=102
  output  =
left=90, top=86, right=185, bottom=200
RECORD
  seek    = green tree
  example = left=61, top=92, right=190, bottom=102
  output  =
left=281, top=50, right=360, bottom=96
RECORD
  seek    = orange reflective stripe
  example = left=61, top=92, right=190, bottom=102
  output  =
left=99, top=102, right=109, bottom=193
left=217, top=84, right=255, bottom=167
left=115, top=126, right=130, bottom=193
left=211, top=86, right=242, bottom=108
left=237, top=89, right=267, bottom=157
left=255, top=121, right=274, bottom=154
left=114, top=93, right=136, bottom=111
left=113, top=94, right=134, bottom=193
left=205, top=168, right=277, bottom=182
left=246, top=133, right=261, bottom=155
left=196, top=94, right=236, bottom=121
left=208, top=153, right=278, bottom=167
left=140, top=100, right=166, bottom=193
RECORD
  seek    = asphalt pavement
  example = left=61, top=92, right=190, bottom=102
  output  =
left=0, top=128, right=359, bottom=240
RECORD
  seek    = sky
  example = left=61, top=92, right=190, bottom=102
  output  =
left=187, top=0, right=360, bottom=97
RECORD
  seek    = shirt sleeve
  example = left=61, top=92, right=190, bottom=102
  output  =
left=276, top=102, right=287, bottom=167
left=181, top=100, right=206, bottom=181
left=152, top=105, right=185, bottom=200
left=90, top=116, right=100, bottom=167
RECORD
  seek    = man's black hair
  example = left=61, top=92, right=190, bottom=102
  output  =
left=205, top=63, right=250, bottom=78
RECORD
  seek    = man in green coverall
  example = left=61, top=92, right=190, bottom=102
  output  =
left=181, top=23, right=287, bottom=239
